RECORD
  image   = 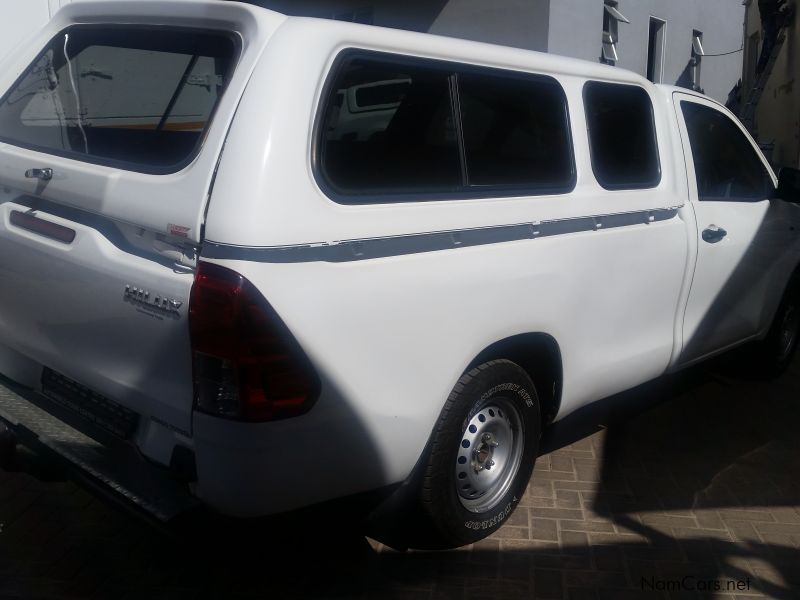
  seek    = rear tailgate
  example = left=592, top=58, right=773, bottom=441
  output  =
left=0, top=2, right=282, bottom=450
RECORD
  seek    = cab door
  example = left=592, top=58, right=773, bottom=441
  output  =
left=674, top=93, right=795, bottom=363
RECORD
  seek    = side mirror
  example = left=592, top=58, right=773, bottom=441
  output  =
left=776, top=167, right=800, bottom=203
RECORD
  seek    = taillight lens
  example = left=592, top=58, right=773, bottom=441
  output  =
left=189, top=262, right=319, bottom=421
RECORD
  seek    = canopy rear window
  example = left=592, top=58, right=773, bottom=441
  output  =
left=0, top=25, right=237, bottom=174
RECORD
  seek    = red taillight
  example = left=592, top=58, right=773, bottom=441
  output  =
left=188, top=262, right=319, bottom=421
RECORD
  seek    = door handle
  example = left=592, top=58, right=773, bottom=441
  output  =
left=24, top=167, right=53, bottom=181
left=702, top=225, right=727, bottom=243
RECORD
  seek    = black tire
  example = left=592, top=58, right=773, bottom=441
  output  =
left=409, top=359, right=541, bottom=549
left=750, top=275, right=800, bottom=378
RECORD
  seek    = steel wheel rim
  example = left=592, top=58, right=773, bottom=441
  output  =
left=777, top=303, right=799, bottom=361
left=455, top=397, right=524, bottom=513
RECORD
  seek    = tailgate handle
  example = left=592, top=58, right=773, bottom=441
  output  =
left=24, top=168, right=53, bottom=181
left=9, top=210, right=76, bottom=244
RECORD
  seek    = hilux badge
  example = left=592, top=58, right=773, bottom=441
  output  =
left=124, top=284, right=183, bottom=313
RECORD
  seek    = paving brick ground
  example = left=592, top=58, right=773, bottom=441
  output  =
left=1, top=351, right=799, bottom=599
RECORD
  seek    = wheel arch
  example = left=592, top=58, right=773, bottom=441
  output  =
left=366, top=333, right=563, bottom=547
left=465, top=333, right=563, bottom=425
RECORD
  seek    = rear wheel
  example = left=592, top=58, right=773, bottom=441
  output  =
left=751, top=276, right=800, bottom=377
left=411, top=360, right=541, bottom=549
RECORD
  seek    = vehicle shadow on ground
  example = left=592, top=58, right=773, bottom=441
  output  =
left=1, top=353, right=798, bottom=599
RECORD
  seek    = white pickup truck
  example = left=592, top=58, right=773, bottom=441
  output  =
left=0, top=0, right=799, bottom=550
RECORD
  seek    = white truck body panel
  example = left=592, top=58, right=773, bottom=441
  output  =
left=0, top=2, right=799, bottom=520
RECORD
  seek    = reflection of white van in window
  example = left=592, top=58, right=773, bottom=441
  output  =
left=1, top=1, right=799, bottom=550
left=327, top=78, right=411, bottom=142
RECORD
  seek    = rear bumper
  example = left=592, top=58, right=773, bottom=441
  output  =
left=0, top=374, right=197, bottom=522
left=0, top=372, right=400, bottom=520
left=191, top=385, right=397, bottom=518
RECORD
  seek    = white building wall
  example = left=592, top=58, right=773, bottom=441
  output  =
left=616, top=0, right=744, bottom=102
left=259, top=0, right=744, bottom=102
left=427, top=0, right=550, bottom=52
left=0, top=0, right=744, bottom=103
left=546, top=0, right=605, bottom=63
left=548, top=0, right=745, bottom=102
left=256, top=0, right=551, bottom=52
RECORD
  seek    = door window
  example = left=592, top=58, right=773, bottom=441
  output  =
left=680, top=101, right=773, bottom=201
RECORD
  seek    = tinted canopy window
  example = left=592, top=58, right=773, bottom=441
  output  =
left=321, top=56, right=461, bottom=195
left=584, top=82, right=660, bottom=189
left=680, top=101, right=772, bottom=201
left=0, top=26, right=236, bottom=173
left=318, top=51, right=576, bottom=202
left=458, top=72, right=573, bottom=189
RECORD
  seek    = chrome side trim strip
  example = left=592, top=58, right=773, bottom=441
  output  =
left=201, top=207, right=680, bottom=264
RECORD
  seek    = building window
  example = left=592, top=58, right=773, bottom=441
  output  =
left=646, top=18, right=666, bottom=83
left=691, top=30, right=705, bottom=91
left=601, top=1, right=630, bottom=65
left=334, top=7, right=374, bottom=25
